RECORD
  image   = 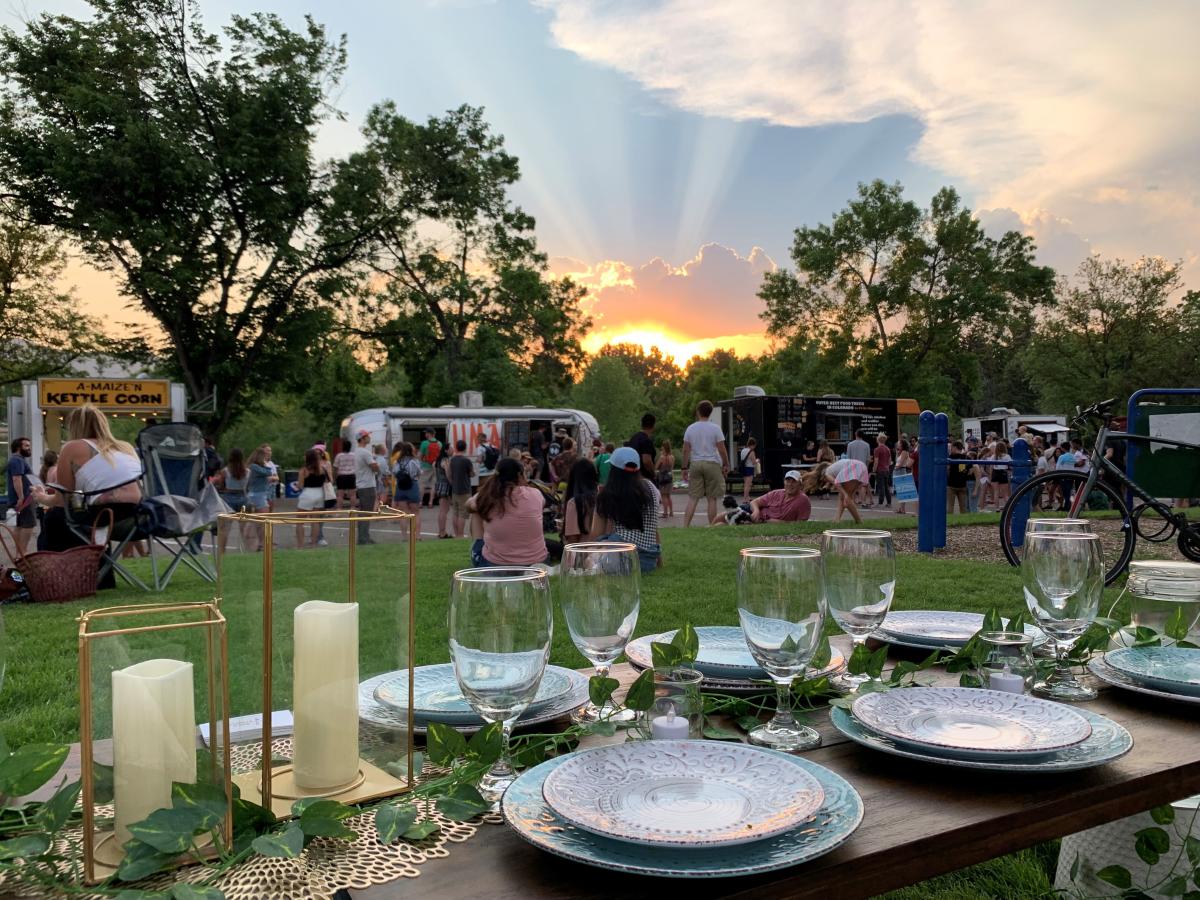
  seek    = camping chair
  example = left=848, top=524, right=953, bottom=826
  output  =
left=137, top=423, right=228, bottom=591
left=60, top=478, right=153, bottom=593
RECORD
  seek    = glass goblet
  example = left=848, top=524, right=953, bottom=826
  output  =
left=736, top=546, right=827, bottom=751
left=1022, top=532, right=1103, bottom=702
left=821, top=529, right=896, bottom=692
left=559, top=542, right=641, bottom=723
left=448, top=566, right=553, bottom=807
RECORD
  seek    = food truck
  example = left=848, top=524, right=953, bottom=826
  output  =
left=961, top=408, right=1069, bottom=445
left=716, top=388, right=920, bottom=489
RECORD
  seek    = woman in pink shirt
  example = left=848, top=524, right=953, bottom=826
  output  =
left=467, top=457, right=548, bottom=566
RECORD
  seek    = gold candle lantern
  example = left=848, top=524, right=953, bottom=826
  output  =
left=216, top=507, right=416, bottom=817
left=78, top=602, right=232, bottom=883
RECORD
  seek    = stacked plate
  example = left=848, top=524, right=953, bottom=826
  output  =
left=502, top=740, right=864, bottom=877
left=873, top=611, right=1047, bottom=650
left=830, top=687, right=1133, bottom=772
left=358, top=663, right=589, bottom=735
left=1089, top=646, right=1200, bottom=705
left=624, top=626, right=845, bottom=693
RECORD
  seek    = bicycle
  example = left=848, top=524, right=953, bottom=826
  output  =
left=999, top=398, right=1200, bottom=584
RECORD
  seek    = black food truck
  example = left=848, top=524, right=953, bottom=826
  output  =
left=717, top=389, right=920, bottom=490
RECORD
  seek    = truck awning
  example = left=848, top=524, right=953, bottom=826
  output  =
left=897, top=399, right=920, bottom=415
left=1025, top=423, right=1070, bottom=435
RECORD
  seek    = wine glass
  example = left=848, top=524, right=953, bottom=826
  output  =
left=736, top=546, right=827, bottom=751
left=1021, top=532, right=1103, bottom=701
left=821, top=529, right=896, bottom=691
left=448, top=566, right=553, bottom=806
left=559, top=542, right=640, bottom=723
left=1026, top=518, right=1092, bottom=534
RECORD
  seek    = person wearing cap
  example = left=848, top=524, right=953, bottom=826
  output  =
left=353, top=430, right=380, bottom=544
left=592, top=446, right=661, bottom=573
left=721, top=470, right=812, bottom=525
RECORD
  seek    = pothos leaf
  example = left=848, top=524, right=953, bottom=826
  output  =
left=1185, top=834, right=1200, bottom=866
left=116, top=839, right=176, bottom=881
left=127, top=806, right=209, bottom=854
left=1164, top=606, right=1191, bottom=641
left=809, top=635, right=832, bottom=670
left=402, top=820, right=439, bottom=841
left=586, top=721, right=617, bottom=737
left=375, top=804, right=418, bottom=845
left=250, top=823, right=304, bottom=859
left=702, top=722, right=743, bottom=741
left=0, top=744, right=69, bottom=797
left=36, top=778, right=81, bottom=833
left=588, top=675, right=619, bottom=708
left=651, top=641, right=683, bottom=669
left=1134, top=826, right=1169, bottom=865
left=1004, top=610, right=1027, bottom=635
left=0, top=834, right=51, bottom=860
left=623, top=668, right=656, bottom=711
left=467, top=721, right=504, bottom=766
left=171, top=885, right=226, bottom=900
left=981, top=607, right=1004, bottom=634
left=436, top=783, right=490, bottom=822
left=846, top=642, right=872, bottom=676
left=1150, top=804, right=1176, bottom=825
left=1095, top=864, right=1132, bottom=889
left=171, top=781, right=228, bottom=829
left=425, top=722, right=468, bottom=766
left=866, top=646, right=888, bottom=679
left=671, top=623, right=700, bottom=663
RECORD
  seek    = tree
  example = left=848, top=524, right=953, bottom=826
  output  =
left=349, top=104, right=590, bottom=404
left=571, top=357, right=648, bottom=446
left=596, top=343, right=683, bottom=415
left=1022, top=256, right=1196, bottom=414
left=759, top=180, right=1055, bottom=408
left=0, top=207, right=124, bottom=386
left=0, top=0, right=376, bottom=436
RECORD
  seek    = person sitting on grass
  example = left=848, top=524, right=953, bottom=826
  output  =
left=720, top=469, right=812, bottom=525
left=591, top=446, right=661, bottom=573
left=466, top=457, right=548, bottom=567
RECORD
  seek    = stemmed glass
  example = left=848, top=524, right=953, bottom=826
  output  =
left=736, top=547, right=827, bottom=751
left=1023, top=519, right=1092, bottom=653
left=1022, top=532, right=1103, bottom=701
left=821, top=529, right=896, bottom=691
left=559, top=542, right=640, bottom=723
left=448, top=566, right=553, bottom=806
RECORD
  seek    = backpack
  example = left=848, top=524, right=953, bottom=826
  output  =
left=483, top=444, right=500, bottom=471
left=394, top=459, right=415, bottom=491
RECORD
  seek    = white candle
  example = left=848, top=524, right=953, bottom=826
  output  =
left=292, top=601, right=359, bottom=790
left=650, top=712, right=690, bottom=740
left=988, top=665, right=1025, bottom=694
left=112, top=659, right=196, bottom=845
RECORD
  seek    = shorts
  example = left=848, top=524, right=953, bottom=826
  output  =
left=394, top=484, right=420, bottom=504
left=222, top=493, right=250, bottom=513
left=246, top=491, right=269, bottom=510
left=435, top=479, right=452, bottom=499
left=451, top=493, right=471, bottom=516
left=993, top=470, right=1009, bottom=484
left=335, top=474, right=356, bottom=491
left=297, top=487, right=326, bottom=511
left=833, top=460, right=868, bottom=484
left=688, top=459, right=725, bottom=500
left=740, top=466, right=754, bottom=477
left=14, top=502, right=35, bottom=529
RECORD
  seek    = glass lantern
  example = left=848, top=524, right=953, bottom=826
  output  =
left=215, top=507, right=416, bottom=818
left=633, top=667, right=704, bottom=740
left=1126, top=560, right=1200, bottom=643
left=974, top=631, right=1037, bottom=694
left=78, top=602, right=232, bottom=883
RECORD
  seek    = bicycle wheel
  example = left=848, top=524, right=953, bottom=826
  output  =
left=999, top=471, right=1135, bottom=585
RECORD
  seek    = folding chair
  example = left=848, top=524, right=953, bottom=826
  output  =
left=137, top=423, right=225, bottom=591
left=60, top=479, right=153, bottom=592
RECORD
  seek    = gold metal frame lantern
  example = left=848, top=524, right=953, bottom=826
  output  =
left=215, top=507, right=417, bottom=818
left=78, top=602, right=232, bottom=883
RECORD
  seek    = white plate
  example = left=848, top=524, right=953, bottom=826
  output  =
left=876, top=611, right=1047, bottom=648
left=852, top=687, right=1092, bottom=760
left=540, top=741, right=824, bottom=848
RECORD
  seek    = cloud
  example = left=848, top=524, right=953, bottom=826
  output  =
left=537, top=0, right=1200, bottom=272
left=977, top=208, right=1093, bottom=276
left=552, top=242, right=777, bottom=357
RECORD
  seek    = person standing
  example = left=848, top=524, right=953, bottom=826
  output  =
left=203, top=436, right=223, bottom=479
left=681, top=400, right=730, bottom=527
left=737, top=437, right=757, bottom=502
left=655, top=439, right=676, bottom=516
left=551, top=437, right=578, bottom=488
left=333, top=439, right=357, bottom=510
left=846, top=430, right=872, bottom=507
left=627, top=413, right=657, bottom=481
left=992, top=439, right=1013, bottom=508
left=595, top=442, right=613, bottom=486
left=390, top=442, right=422, bottom=520
left=353, top=430, right=380, bottom=545
left=528, top=424, right=549, bottom=481
left=5, top=437, right=35, bottom=555
left=417, top=428, right=442, bottom=507
left=448, top=439, right=475, bottom=538
left=894, top=438, right=914, bottom=515
left=872, top=433, right=893, bottom=509
left=946, top=440, right=970, bottom=514
left=816, top=457, right=867, bottom=524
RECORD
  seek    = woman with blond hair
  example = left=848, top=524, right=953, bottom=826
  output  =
left=655, top=439, right=676, bottom=516
left=31, top=404, right=143, bottom=588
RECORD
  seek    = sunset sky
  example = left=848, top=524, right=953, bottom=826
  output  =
left=15, top=0, right=1200, bottom=364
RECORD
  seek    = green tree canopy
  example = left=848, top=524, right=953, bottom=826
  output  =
left=571, top=356, right=649, bottom=447
left=0, top=0, right=376, bottom=435
left=348, top=103, right=590, bottom=405
left=595, top=343, right=683, bottom=415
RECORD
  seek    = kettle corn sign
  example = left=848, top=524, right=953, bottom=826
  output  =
left=38, top=378, right=172, bottom=412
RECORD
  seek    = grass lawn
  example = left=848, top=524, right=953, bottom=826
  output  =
left=0, top=512, right=1130, bottom=898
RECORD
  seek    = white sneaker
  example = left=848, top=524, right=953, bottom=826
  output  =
left=317, top=537, right=328, bottom=547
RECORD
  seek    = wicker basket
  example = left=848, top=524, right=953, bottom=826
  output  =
left=0, top=509, right=111, bottom=604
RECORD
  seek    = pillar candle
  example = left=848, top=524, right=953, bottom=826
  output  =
left=112, top=659, right=196, bottom=845
left=292, top=601, right=359, bottom=790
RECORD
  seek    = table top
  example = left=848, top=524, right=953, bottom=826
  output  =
left=353, top=636, right=1200, bottom=900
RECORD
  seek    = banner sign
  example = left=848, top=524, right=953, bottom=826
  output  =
left=893, top=472, right=919, bottom=501
left=38, top=378, right=172, bottom=411
left=447, top=419, right=501, bottom=454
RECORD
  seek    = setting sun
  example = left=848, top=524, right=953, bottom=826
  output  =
left=580, top=326, right=773, bottom=365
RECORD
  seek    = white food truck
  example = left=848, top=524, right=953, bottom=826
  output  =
left=341, top=394, right=600, bottom=462
left=962, top=408, right=1069, bottom=444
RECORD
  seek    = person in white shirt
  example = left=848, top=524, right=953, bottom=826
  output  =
left=846, top=430, right=872, bottom=506
left=680, top=400, right=730, bottom=527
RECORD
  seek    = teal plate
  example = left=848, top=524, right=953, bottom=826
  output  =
left=1105, top=647, right=1200, bottom=697
left=830, top=706, right=1132, bottom=772
left=625, top=626, right=768, bottom=680
left=374, top=664, right=576, bottom=723
left=502, top=745, right=863, bottom=878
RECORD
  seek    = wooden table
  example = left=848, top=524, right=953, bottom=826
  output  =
left=353, top=638, right=1200, bottom=900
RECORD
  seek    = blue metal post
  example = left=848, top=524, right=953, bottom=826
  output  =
left=1010, top=437, right=1032, bottom=548
left=917, top=411, right=937, bottom=553
left=933, top=413, right=948, bottom=550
